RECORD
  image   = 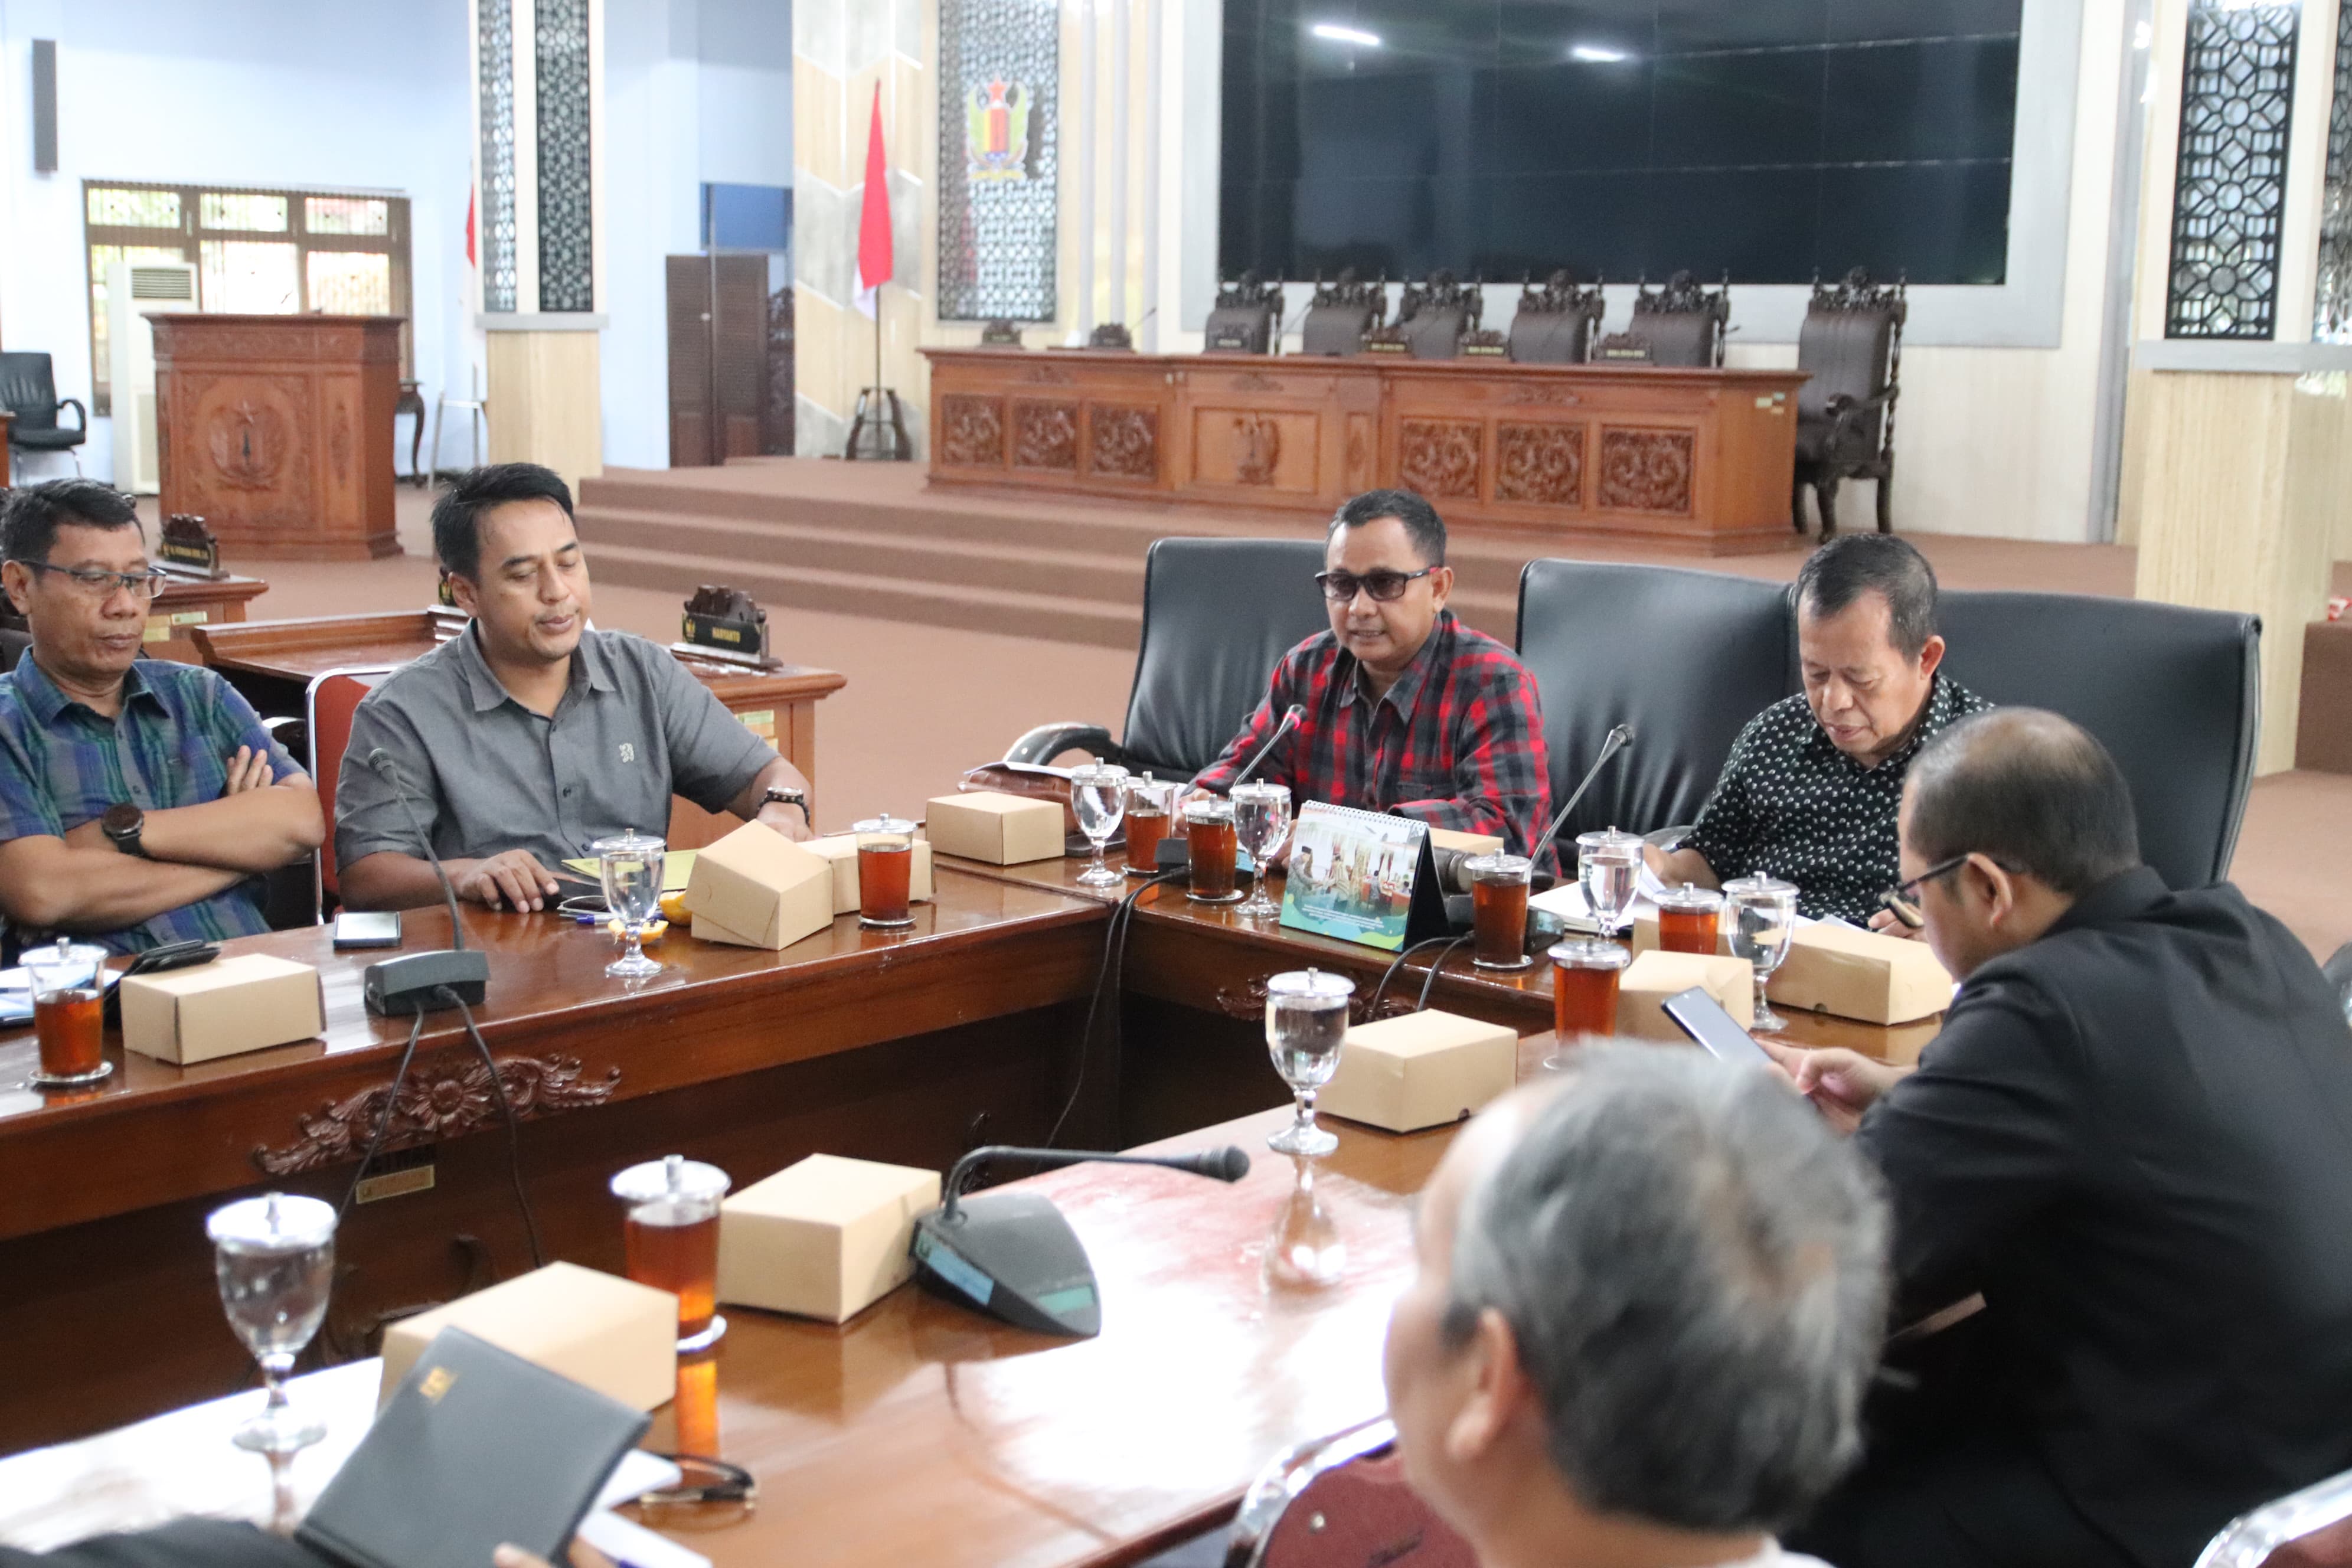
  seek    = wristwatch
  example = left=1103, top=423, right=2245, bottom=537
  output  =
left=100, top=802, right=148, bottom=858
left=760, top=786, right=809, bottom=822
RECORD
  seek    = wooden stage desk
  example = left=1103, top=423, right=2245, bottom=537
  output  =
left=188, top=612, right=846, bottom=849
left=924, top=349, right=1809, bottom=554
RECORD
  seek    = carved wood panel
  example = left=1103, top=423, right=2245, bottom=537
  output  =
left=1344, top=413, right=1375, bottom=488
left=1494, top=422, right=1586, bottom=507
left=1011, top=399, right=1080, bottom=471
left=1397, top=419, right=1482, bottom=499
left=1234, top=413, right=1280, bottom=484
left=939, top=393, right=1005, bottom=468
left=251, top=1054, right=622, bottom=1176
left=1596, top=427, right=1696, bottom=514
left=186, top=374, right=309, bottom=501
left=1088, top=404, right=1158, bottom=480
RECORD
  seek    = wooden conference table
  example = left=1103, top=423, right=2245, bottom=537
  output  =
left=0, top=851, right=1939, bottom=1562
left=924, top=348, right=1809, bottom=555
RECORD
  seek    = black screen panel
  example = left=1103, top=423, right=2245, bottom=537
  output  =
left=1220, top=0, right=2021, bottom=286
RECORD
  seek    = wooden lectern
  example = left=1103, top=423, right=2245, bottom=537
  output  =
left=150, top=313, right=403, bottom=561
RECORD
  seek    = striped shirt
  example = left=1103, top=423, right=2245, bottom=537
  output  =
left=1194, top=611, right=1554, bottom=864
left=0, top=651, right=300, bottom=952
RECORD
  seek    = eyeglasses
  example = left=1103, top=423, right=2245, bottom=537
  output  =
left=1314, top=566, right=1435, bottom=603
left=15, top=561, right=173, bottom=600
left=1879, top=851, right=2015, bottom=928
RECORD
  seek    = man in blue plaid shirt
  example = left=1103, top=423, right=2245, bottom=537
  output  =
left=0, top=481, right=324, bottom=953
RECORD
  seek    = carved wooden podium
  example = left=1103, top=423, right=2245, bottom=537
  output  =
left=150, top=313, right=403, bottom=561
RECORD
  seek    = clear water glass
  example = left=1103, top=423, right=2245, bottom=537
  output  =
left=1576, top=827, right=1645, bottom=936
left=1230, top=781, right=1292, bottom=921
left=1264, top=968, right=1355, bottom=1157
left=594, top=831, right=667, bottom=979
left=1724, top=876, right=1801, bottom=1032
left=1070, top=762, right=1129, bottom=888
left=207, top=1193, right=337, bottom=1456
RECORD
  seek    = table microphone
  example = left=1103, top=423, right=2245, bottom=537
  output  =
left=1223, top=704, right=1306, bottom=792
left=912, top=1143, right=1252, bottom=1338
left=358, top=748, right=490, bottom=1017
left=1432, top=723, right=1636, bottom=898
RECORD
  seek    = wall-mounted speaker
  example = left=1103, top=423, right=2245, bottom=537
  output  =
left=32, top=40, right=57, bottom=174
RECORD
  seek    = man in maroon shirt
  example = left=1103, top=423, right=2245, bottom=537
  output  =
left=1192, top=489, right=1552, bottom=860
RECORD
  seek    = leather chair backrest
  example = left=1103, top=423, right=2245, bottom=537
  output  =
left=1515, top=559, right=1794, bottom=838
left=1796, top=306, right=1896, bottom=449
left=1629, top=310, right=1717, bottom=368
left=0, top=626, right=28, bottom=671
left=0, top=353, right=60, bottom=431
left=1204, top=304, right=1275, bottom=354
left=1402, top=305, right=1466, bottom=360
left=1121, top=537, right=1332, bottom=780
left=1508, top=309, right=1590, bottom=364
left=1933, top=590, right=2260, bottom=890
left=1300, top=303, right=1376, bottom=357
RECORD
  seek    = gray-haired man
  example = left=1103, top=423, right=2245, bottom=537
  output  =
left=1382, top=1047, right=1890, bottom=1568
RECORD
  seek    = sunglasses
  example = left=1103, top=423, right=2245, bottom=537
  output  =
left=1314, top=566, right=1435, bottom=603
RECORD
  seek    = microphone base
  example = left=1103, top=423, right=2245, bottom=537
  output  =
left=912, top=1191, right=1101, bottom=1338
left=364, top=949, right=491, bottom=1017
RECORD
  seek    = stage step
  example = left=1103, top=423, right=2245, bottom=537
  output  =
left=582, top=538, right=1148, bottom=649
left=574, top=463, right=1574, bottom=648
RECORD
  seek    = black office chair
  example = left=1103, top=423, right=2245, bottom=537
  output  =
left=0, top=626, right=27, bottom=673
left=1514, top=560, right=1793, bottom=841
left=1931, top=592, right=2261, bottom=891
left=1204, top=272, right=1282, bottom=354
left=1, top=353, right=88, bottom=482
left=1003, top=537, right=1331, bottom=778
left=1395, top=270, right=1476, bottom=361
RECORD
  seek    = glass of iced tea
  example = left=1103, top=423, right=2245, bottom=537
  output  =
left=1185, top=795, right=1242, bottom=903
left=1546, top=939, right=1631, bottom=1065
left=612, top=1155, right=731, bottom=1351
left=1464, top=853, right=1534, bottom=971
left=25, top=938, right=110, bottom=1088
left=1657, top=883, right=1725, bottom=955
left=851, top=815, right=918, bottom=928
left=1125, top=774, right=1178, bottom=876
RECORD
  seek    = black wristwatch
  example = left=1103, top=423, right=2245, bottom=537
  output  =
left=101, top=802, right=148, bottom=858
left=760, top=786, right=809, bottom=822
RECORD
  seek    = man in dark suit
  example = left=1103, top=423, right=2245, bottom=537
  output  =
left=1772, top=708, right=2352, bottom=1568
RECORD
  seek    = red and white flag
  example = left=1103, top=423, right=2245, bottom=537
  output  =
left=855, top=84, right=893, bottom=320
left=464, top=185, right=477, bottom=268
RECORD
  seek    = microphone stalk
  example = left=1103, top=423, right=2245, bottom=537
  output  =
left=359, top=748, right=491, bottom=1017
left=941, top=1144, right=1251, bottom=1222
left=1527, top=723, right=1635, bottom=874
left=1223, top=704, right=1305, bottom=793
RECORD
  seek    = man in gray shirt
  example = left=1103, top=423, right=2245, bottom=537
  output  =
left=336, top=463, right=813, bottom=913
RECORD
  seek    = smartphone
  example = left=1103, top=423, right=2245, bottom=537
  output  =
left=332, top=911, right=404, bottom=950
left=1661, top=986, right=1780, bottom=1071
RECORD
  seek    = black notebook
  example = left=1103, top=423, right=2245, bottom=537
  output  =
left=299, top=1327, right=652, bottom=1568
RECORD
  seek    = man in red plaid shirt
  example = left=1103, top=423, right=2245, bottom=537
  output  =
left=1191, top=489, right=1553, bottom=864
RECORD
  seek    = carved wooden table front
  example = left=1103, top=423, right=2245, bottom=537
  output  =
left=923, top=349, right=1809, bottom=554
left=0, top=880, right=1103, bottom=1454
